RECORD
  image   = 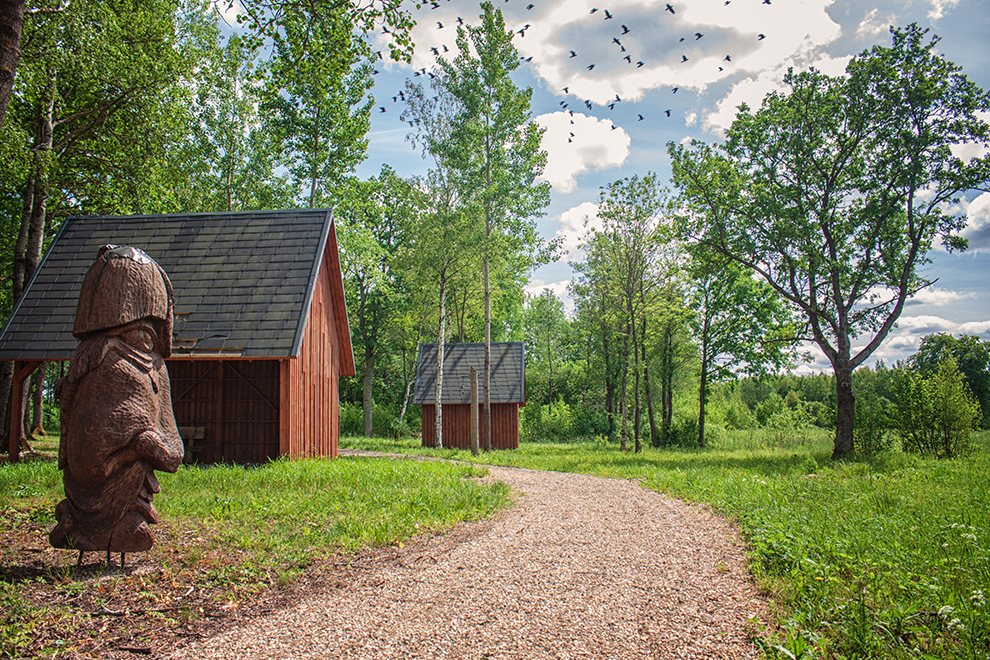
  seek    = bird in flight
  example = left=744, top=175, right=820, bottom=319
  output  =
left=590, top=7, right=598, bottom=12
left=570, top=50, right=577, bottom=58
left=724, top=54, right=731, bottom=61
left=672, top=87, right=678, bottom=93
left=664, top=109, right=671, bottom=116
left=636, top=60, right=644, bottom=67
left=437, top=21, right=443, bottom=28
left=681, top=54, right=688, bottom=62
left=603, top=9, right=612, bottom=19
left=758, top=33, right=766, bottom=40
left=621, top=25, right=630, bottom=34
left=527, top=3, right=534, bottom=8
left=665, top=3, right=675, bottom=13
left=637, top=114, right=644, bottom=121
left=695, top=32, right=703, bottom=40
left=587, top=64, right=595, bottom=70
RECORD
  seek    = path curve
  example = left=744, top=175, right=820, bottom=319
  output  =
left=169, top=462, right=766, bottom=659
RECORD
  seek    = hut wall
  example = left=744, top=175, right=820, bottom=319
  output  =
left=168, top=359, right=280, bottom=464
left=420, top=403, right=519, bottom=450
left=281, top=250, right=340, bottom=459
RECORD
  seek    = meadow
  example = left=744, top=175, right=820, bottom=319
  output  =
left=0, top=440, right=507, bottom=658
left=343, top=430, right=990, bottom=659
left=2, top=429, right=987, bottom=658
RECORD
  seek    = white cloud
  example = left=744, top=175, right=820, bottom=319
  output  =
left=909, top=286, right=970, bottom=307
left=535, top=112, right=630, bottom=193
left=213, top=0, right=245, bottom=26
left=684, top=111, right=697, bottom=126
left=525, top=279, right=576, bottom=315
left=702, top=52, right=850, bottom=135
left=927, top=0, right=961, bottom=21
left=856, top=9, right=887, bottom=37
left=950, top=111, right=990, bottom=162
left=958, top=191, right=990, bottom=252
left=548, top=201, right=602, bottom=262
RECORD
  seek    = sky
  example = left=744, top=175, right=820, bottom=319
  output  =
left=221, top=0, right=990, bottom=374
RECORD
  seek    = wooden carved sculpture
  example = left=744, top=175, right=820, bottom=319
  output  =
left=49, top=245, right=183, bottom=562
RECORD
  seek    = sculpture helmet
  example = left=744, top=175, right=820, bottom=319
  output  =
left=72, top=245, right=174, bottom=357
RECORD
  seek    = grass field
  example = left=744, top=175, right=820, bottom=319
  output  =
left=4, top=429, right=988, bottom=658
left=0, top=440, right=508, bottom=658
left=342, top=430, right=990, bottom=659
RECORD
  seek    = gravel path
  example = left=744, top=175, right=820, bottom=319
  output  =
left=169, top=462, right=767, bottom=659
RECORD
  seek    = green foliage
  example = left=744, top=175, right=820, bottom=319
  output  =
left=520, top=400, right=578, bottom=442
left=854, top=391, right=892, bottom=456
left=259, top=5, right=374, bottom=207
left=889, top=358, right=980, bottom=457
left=669, top=24, right=990, bottom=456
left=340, top=402, right=419, bottom=438
left=910, top=334, right=990, bottom=428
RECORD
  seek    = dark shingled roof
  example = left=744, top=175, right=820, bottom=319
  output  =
left=413, top=342, right=525, bottom=405
left=0, top=209, right=350, bottom=361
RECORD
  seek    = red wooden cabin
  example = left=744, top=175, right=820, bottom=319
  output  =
left=0, top=210, right=355, bottom=464
left=414, top=342, right=525, bottom=450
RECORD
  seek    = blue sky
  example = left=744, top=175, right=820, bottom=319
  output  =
left=221, top=0, right=990, bottom=372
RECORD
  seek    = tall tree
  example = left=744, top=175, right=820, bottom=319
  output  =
left=2, top=0, right=210, bottom=460
left=336, top=166, right=416, bottom=437
left=594, top=174, right=677, bottom=452
left=669, top=25, right=990, bottom=458
left=435, top=1, right=551, bottom=451
left=0, top=0, right=25, bottom=127
left=523, top=289, right=569, bottom=410
left=686, top=247, right=792, bottom=447
left=259, top=7, right=375, bottom=207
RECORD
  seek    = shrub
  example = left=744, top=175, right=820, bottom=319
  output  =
left=521, top=400, right=577, bottom=442
left=889, top=358, right=979, bottom=457
left=853, top=392, right=891, bottom=455
left=755, top=392, right=786, bottom=427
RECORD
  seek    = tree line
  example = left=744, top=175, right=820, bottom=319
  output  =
left=0, top=1, right=987, bottom=459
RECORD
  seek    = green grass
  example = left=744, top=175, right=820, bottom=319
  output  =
left=0, top=451, right=508, bottom=589
left=344, top=431, right=990, bottom=659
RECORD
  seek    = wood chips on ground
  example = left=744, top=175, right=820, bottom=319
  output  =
left=167, top=463, right=767, bottom=660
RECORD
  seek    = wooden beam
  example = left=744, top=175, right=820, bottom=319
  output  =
left=8, top=360, right=43, bottom=463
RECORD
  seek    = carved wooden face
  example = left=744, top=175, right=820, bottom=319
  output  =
left=50, top=247, right=183, bottom=554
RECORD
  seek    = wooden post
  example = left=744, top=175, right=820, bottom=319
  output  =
left=470, top=366, right=479, bottom=456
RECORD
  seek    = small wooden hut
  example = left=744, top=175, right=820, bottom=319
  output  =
left=0, top=209, right=355, bottom=464
left=414, top=342, right=525, bottom=450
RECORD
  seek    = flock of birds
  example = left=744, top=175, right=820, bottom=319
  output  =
left=375, top=0, right=773, bottom=141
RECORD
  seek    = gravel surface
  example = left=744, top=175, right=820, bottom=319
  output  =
left=168, top=463, right=767, bottom=659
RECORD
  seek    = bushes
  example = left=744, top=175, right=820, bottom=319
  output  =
left=521, top=400, right=577, bottom=442
left=853, top=392, right=891, bottom=456
left=889, top=357, right=980, bottom=458
left=340, top=402, right=420, bottom=438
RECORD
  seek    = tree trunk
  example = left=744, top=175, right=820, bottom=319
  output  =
left=833, top=359, right=855, bottom=458
left=7, top=70, right=53, bottom=459
left=698, top=318, right=709, bottom=448
left=435, top=273, right=447, bottom=449
left=643, top=321, right=658, bottom=448
left=619, top=321, right=630, bottom=451
left=433, top=272, right=447, bottom=449
left=30, top=363, right=45, bottom=436
left=603, top=332, right=615, bottom=439
left=483, top=246, right=491, bottom=452
left=0, top=0, right=25, bottom=128
left=362, top=348, right=374, bottom=437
